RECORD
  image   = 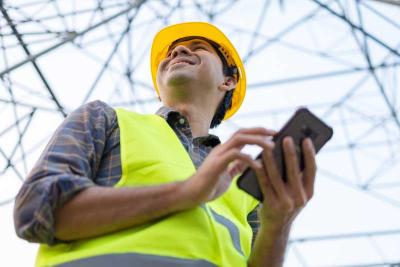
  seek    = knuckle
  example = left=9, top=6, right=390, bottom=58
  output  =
left=230, top=148, right=240, bottom=156
left=281, top=199, right=294, bottom=212
left=231, top=148, right=241, bottom=155
left=294, top=196, right=307, bottom=207
left=232, top=131, right=240, bottom=138
left=232, top=133, right=245, bottom=143
left=234, top=129, right=247, bottom=136
left=240, top=153, right=251, bottom=161
left=255, top=162, right=264, bottom=171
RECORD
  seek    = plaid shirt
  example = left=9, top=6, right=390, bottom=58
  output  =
left=14, top=100, right=259, bottom=245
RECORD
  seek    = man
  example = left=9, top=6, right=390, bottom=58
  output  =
left=14, top=22, right=316, bottom=267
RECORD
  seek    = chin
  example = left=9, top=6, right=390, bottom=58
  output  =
left=166, top=72, right=195, bottom=87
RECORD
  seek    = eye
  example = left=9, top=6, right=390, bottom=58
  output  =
left=193, top=45, right=208, bottom=51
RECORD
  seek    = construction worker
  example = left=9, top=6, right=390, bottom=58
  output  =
left=14, top=22, right=316, bottom=267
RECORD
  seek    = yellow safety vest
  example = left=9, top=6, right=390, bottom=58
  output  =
left=35, top=108, right=259, bottom=267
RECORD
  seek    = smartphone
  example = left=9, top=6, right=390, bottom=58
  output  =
left=236, top=107, right=333, bottom=201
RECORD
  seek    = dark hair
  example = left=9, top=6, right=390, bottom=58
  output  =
left=169, top=36, right=237, bottom=129
left=210, top=89, right=233, bottom=128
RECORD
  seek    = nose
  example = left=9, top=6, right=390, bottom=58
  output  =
left=170, top=45, right=191, bottom=58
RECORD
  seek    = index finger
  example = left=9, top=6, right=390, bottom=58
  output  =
left=302, top=138, right=316, bottom=198
left=235, top=127, right=277, bottom=136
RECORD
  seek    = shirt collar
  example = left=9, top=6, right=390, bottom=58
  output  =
left=155, top=106, right=221, bottom=147
left=155, top=106, right=178, bottom=121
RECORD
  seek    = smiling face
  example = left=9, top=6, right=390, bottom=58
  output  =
left=156, top=38, right=228, bottom=103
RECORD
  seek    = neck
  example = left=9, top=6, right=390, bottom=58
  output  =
left=165, top=102, right=214, bottom=138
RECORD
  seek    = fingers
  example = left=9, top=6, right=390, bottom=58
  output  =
left=200, top=127, right=275, bottom=183
left=302, top=138, right=316, bottom=199
left=234, top=127, right=277, bottom=136
left=283, top=137, right=307, bottom=206
left=252, top=160, right=278, bottom=203
left=226, top=159, right=249, bottom=178
left=261, top=142, right=291, bottom=204
left=221, top=128, right=276, bottom=153
left=220, top=149, right=257, bottom=174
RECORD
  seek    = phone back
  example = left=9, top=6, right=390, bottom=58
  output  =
left=237, top=108, right=333, bottom=201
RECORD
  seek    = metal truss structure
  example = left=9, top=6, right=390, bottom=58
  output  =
left=1, top=0, right=399, bottom=266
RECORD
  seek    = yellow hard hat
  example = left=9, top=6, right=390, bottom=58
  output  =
left=150, top=22, right=246, bottom=120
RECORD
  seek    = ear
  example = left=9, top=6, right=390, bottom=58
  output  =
left=217, top=76, right=237, bottom=92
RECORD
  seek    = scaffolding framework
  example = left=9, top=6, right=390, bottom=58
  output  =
left=1, top=0, right=399, bottom=266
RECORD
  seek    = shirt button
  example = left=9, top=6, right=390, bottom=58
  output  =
left=179, top=118, right=185, bottom=125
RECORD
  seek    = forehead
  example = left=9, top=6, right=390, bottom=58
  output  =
left=167, top=37, right=218, bottom=53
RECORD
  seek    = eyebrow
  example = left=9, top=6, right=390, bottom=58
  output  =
left=190, top=40, right=210, bottom=47
left=167, top=39, right=214, bottom=54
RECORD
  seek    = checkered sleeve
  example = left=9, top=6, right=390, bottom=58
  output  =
left=247, top=205, right=260, bottom=247
left=13, top=100, right=117, bottom=245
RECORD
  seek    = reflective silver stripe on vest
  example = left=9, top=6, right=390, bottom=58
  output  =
left=55, top=253, right=217, bottom=267
left=209, top=208, right=244, bottom=256
left=199, top=204, right=244, bottom=256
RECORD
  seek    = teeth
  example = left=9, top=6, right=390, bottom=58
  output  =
left=172, top=61, right=190, bottom=66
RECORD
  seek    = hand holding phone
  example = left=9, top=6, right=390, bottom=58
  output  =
left=237, top=108, right=333, bottom=201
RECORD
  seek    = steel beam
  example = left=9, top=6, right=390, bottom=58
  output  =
left=371, top=0, right=400, bottom=6
left=0, top=0, right=146, bottom=78
left=311, top=0, right=400, bottom=57
left=0, top=5, right=67, bottom=117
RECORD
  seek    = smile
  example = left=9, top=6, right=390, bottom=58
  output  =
left=171, top=62, right=190, bottom=67
left=168, top=58, right=195, bottom=69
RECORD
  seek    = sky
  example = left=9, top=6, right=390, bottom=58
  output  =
left=1, top=0, right=400, bottom=266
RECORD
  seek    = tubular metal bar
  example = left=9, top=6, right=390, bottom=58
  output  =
left=333, top=0, right=400, bottom=130
left=290, top=229, right=400, bottom=243
left=311, top=0, right=400, bottom=58
left=331, top=262, right=400, bottom=267
left=248, top=62, right=400, bottom=88
left=80, top=6, right=141, bottom=104
left=0, top=0, right=146, bottom=78
left=371, top=0, right=400, bottom=6
left=0, top=5, right=67, bottom=117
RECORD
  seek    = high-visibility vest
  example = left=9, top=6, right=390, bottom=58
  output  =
left=35, top=108, right=259, bottom=267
